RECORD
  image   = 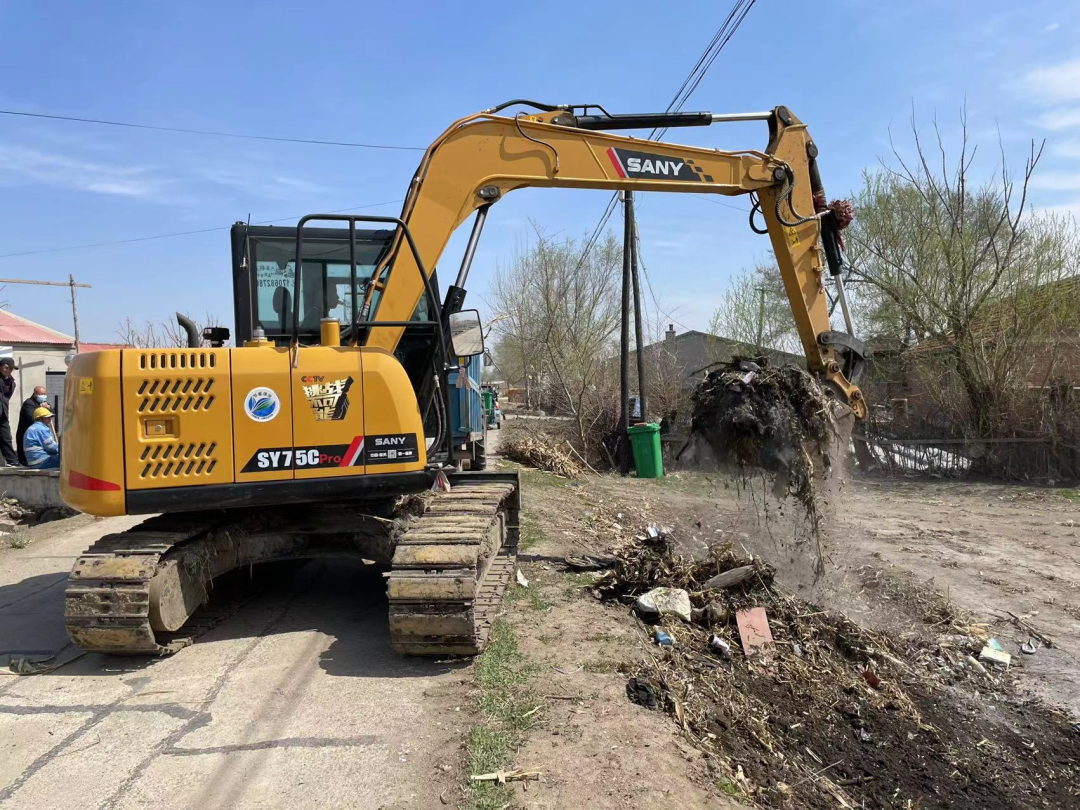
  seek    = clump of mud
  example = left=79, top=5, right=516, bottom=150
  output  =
left=683, top=357, right=841, bottom=514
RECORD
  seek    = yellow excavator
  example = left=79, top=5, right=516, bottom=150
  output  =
left=59, top=100, right=866, bottom=657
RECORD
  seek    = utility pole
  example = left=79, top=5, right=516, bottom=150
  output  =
left=69, top=274, right=81, bottom=352
left=630, top=202, right=647, bottom=424
left=619, top=192, right=632, bottom=475
left=755, top=285, right=766, bottom=352
left=0, top=276, right=92, bottom=353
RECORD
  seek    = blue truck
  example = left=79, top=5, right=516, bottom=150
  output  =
left=447, top=354, right=488, bottom=469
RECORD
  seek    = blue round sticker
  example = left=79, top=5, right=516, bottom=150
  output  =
left=245, top=387, right=280, bottom=422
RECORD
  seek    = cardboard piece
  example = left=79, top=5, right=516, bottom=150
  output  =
left=736, top=607, right=773, bottom=655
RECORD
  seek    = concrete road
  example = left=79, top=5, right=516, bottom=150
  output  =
left=0, top=516, right=465, bottom=809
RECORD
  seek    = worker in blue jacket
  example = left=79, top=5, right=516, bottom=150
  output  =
left=22, top=407, right=59, bottom=470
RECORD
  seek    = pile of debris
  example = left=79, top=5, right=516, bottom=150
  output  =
left=0, top=496, right=32, bottom=521
left=684, top=357, right=841, bottom=513
left=597, top=529, right=1079, bottom=808
left=504, top=434, right=584, bottom=478
left=0, top=496, right=33, bottom=537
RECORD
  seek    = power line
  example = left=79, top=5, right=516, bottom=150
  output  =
left=571, top=0, right=756, bottom=277
left=0, top=109, right=425, bottom=151
left=603, top=0, right=756, bottom=332
left=689, top=193, right=750, bottom=213
left=634, top=229, right=696, bottom=336
left=0, top=198, right=405, bottom=259
left=650, top=0, right=756, bottom=141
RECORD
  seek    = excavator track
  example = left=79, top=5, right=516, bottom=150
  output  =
left=64, top=474, right=520, bottom=657
left=64, top=514, right=223, bottom=654
left=388, top=477, right=520, bottom=656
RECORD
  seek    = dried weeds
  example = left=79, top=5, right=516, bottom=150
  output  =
left=504, top=434, right=584, bottom=478
left=597, top=532, right=1080, bottom=808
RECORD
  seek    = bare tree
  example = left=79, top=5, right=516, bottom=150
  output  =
left=709, top=259, right=799, bottom=354
left=531, top=229, right=622, bottom=454
left=638, top=314, right=693, bottom=429
left=487, top=243, right=546, bottom=409
left=486, top=225, right=623, bottom=458
left=846, top=107, right=1080, bottom=445
left=117, top=313, right=228, bottom=348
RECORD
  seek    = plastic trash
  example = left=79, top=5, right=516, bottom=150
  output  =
left=654, top=629, right=674, bottom=647
left=979, top=645, right=1011, bottom=668
left=707, top=634, right=731, bottom=660
left=635, top=588, right=692, bottom=622
left=626, top=677, right=659, bottom=709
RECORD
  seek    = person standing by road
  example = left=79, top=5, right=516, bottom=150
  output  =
left=16, top=385, right=48, bottom=466
left=0, top=358, right=20, bottom=466
left=23, top=407, right=59, bottom=470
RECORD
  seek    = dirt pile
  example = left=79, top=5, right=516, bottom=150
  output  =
left=684, top=357, right=841, bottom=513
left=0, top=496, right=32, bottom=522
left=503, top=434, right=584, bottom=478
left=596, top=532, right=1080, bottom=809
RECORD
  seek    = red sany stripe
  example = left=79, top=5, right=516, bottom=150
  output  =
left=607, top=147, right=627, bottom=178
left=68, top=470, right=122, bottom=491
left=340, top=436, right=365, bottom=467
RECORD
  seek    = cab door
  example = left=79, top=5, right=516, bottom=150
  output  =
left=290, top=347, right=365, bottom=478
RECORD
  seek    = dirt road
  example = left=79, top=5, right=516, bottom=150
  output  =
left=0, top=516, right=464, bottom=810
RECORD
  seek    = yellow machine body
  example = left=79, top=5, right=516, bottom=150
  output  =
left=60, top=345, right=426, bottom=517
left=56, top=100, right=865, bottom=659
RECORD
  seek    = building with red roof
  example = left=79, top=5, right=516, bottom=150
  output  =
left=0, top=310, right=125, bottom=398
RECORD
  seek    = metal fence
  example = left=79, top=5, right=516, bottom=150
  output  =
left=854, top=434, right=1080, bottom=480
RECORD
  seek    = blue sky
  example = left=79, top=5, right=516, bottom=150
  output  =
left=2, top=1, right=1079, bottom=343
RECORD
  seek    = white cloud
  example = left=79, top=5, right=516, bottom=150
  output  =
left=1038, top=200, right=1080, bottom=223
left=1014, top=56, right=1080, bottom=104
left=190, top=163, right=327, bottom=200
left=1052, top=139, right=1080, bottom=158
left=1034, top=107, right=1080, bottom=130
left=0, top=145, right=167, bottom=198
left=1029, top=172, right=1080, bottom=191
left=1045, top=21, right=1060, bottom=32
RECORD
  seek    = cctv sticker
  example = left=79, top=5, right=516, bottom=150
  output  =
left=244, top=387, right=281, bottom=422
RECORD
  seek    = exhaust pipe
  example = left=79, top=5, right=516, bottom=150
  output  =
left=176, top=312, right=200, bottom=348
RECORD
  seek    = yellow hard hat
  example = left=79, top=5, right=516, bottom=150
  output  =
left=33, top=407, right=53, bottom=420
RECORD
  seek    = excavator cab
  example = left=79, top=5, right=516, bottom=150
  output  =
left=227, top=218, right=488, bottom=470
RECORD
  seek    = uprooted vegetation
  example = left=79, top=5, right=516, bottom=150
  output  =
left=595, top=531, right=1080, bottom=809
left=684, top=357, right=843, bottom=513
left=503, top=433, right=585, bottom=478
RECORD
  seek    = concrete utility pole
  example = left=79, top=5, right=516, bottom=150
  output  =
left=630, top=215, right=646, bottom=424
left=619, top=192, right=632, bottom=475
left=0, top=276, right=92, bottom=352
left=69, top=274, right=81, bottom=352
left=756, top=285, right=766, bottom=351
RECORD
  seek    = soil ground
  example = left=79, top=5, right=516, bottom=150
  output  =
left=0, top=418, right=1077, bottom=808
left=484, top=415, right=1080, bottom=808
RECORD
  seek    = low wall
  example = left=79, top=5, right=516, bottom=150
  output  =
left=0, top=468, right=65, bottom=510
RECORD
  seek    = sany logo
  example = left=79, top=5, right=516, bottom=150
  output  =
left=606, top=147, right=702, bottom=182
left=627, top=157, right=683, bottom=175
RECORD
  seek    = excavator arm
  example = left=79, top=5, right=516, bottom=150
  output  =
left=362, top=102, right=867, bottom=417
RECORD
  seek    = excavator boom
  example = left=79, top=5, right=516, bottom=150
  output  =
left=362, top=102, right=866, bottom=417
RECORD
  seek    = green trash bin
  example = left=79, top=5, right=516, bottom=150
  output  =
left=627, top=422, right=663, bottom=479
